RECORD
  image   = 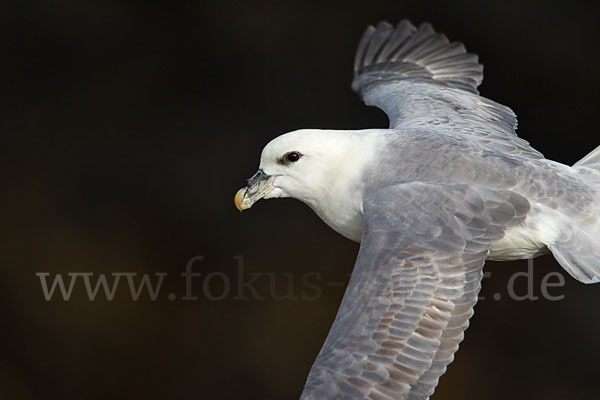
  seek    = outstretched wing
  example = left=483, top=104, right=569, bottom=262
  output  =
left=300, top=183, right=529, bottom=400
left=353, top=20, right=482, bottom=95
left=352, top=20, right=543, bottom=159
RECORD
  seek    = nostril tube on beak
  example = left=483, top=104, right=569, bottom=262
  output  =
left=246, top=169, right=268, bottom=186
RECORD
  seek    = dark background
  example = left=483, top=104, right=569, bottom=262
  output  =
left=2, top=1, right=600, bottom=399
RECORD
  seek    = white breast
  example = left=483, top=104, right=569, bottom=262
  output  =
left=314, top=201, right=364, bottom=242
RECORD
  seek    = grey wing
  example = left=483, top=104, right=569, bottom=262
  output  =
left=352, top=20, right=543, bottom=159
left=300, top=183, right=530, bottom=400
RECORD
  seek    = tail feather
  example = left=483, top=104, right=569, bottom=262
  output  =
left=573, top=145, right=600, bottom=186
left=549, top=234, right=600, bottom=284
left=573, top=144, right=600, bottom=169
left=549, top=146, right=600, bottom=284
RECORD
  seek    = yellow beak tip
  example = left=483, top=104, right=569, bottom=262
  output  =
left=234, top=188, right=246, bottom=212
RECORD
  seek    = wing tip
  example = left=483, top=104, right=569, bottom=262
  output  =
left=352, top=19, right=483, bottom=95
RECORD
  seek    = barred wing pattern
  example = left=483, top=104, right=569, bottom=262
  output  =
left=300, top=183, right=529, bottom=399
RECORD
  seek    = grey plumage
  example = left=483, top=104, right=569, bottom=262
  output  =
left=353, top=20, right=482, bottom=95
left=296, top=20, right=600, bottom=399
left=234, top=18, right=600, bottom=400
left=301, top=184, right=529, bottom=399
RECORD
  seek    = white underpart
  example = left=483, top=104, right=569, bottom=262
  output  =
left=488, top=203, right=562, bottom=261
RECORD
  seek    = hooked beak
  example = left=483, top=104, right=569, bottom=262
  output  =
left=234, top=169, right=277, bottom=212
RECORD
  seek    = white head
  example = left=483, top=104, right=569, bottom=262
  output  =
left=234, top=129, right=378, bottom=240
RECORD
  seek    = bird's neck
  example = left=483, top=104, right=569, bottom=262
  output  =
left=303, top=130, right=383, bottom=242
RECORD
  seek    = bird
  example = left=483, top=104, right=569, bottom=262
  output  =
left=234, top=20, right=600, bottom=400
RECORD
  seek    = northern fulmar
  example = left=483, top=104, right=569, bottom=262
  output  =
left=234, top=20, right=600, bottom=400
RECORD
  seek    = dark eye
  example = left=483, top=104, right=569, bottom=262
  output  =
left=284, top=151, right=302, bottom=163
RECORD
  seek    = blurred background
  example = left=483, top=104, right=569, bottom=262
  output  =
left=2, top=0, right=600, bottom=399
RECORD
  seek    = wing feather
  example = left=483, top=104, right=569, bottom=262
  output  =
left=351, top=20, right=544, bottom=160
left=352, top=20, right=481, bottom=94
left=300, top=183, right=529, bottom=400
